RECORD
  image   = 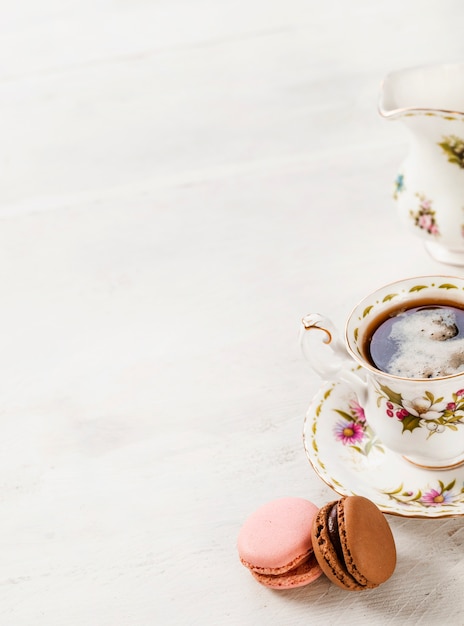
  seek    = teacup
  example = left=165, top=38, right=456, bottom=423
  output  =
left=300, top=275, right=464, bottom=469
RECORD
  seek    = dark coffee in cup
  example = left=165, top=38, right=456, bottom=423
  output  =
left=366, top=300, right=464, bottom=379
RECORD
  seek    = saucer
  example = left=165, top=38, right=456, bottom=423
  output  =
left=303, top=379, right=464, bottom=518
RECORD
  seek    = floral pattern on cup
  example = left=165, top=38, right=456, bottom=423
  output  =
left=409, top=194, right=440, bottom=236
left=383, top=479, right=464, bottom=509
left=438, top=135, right=464, bottom=168
left=333, top=398, right=384, bottom=456
left=376, top=384, right=464, bottom=437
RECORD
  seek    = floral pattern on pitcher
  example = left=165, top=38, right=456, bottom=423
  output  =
left=333, top=397, right=384, bottom=456
left=393, top=173, right=405, bottom=200
left=382, top=479, right=464, bottom=509
left=438, top=135, right=464, bottom=169
left=376, top=384, right=464, bottom=437
left=409, top=194, right=440, bottom=236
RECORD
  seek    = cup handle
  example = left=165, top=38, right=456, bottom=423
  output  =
left=299, top=313, right=367, bottom=402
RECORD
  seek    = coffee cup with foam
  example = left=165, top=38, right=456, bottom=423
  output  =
left=300, top=275, right=464, bottom=469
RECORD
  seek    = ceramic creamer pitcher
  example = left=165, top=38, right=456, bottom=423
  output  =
left=379, top=63, right=464, bottom=265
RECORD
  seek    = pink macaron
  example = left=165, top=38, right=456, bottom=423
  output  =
left=237, top=497, right=322, bottom=589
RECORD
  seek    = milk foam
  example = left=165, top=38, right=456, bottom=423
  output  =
left=386, top=308, right=464, bottom=378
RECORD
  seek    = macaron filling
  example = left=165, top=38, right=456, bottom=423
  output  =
left=240, top=549, right=309, bottom=576
left=250, top=551, right=321, bottom=589
left=327, top=503, right=344, bottom=563
left=320, top=501, right=367, bottom=589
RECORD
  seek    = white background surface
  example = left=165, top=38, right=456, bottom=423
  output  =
left=2, top=1, right=464, bottom=624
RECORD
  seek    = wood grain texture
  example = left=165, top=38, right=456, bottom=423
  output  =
left=0, top=0, right=463, bottom=623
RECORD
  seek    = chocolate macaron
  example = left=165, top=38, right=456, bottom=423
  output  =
left=311, top=495, right=396, bottom=591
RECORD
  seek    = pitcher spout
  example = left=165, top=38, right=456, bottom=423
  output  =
left=379, top=62, right=464, bottom=121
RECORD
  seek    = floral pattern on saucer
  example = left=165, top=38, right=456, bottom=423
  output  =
left=303, top=379, right=464, bottom=518
left=382, top=479, right=464, bottom=509
left=333, top=397, right=384, bottom=457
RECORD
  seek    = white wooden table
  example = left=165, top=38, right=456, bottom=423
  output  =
left=1, top=1, right=464, bottom=623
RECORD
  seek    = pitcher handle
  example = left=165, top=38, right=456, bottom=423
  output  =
left=299, top=313, right=367, bottom=401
